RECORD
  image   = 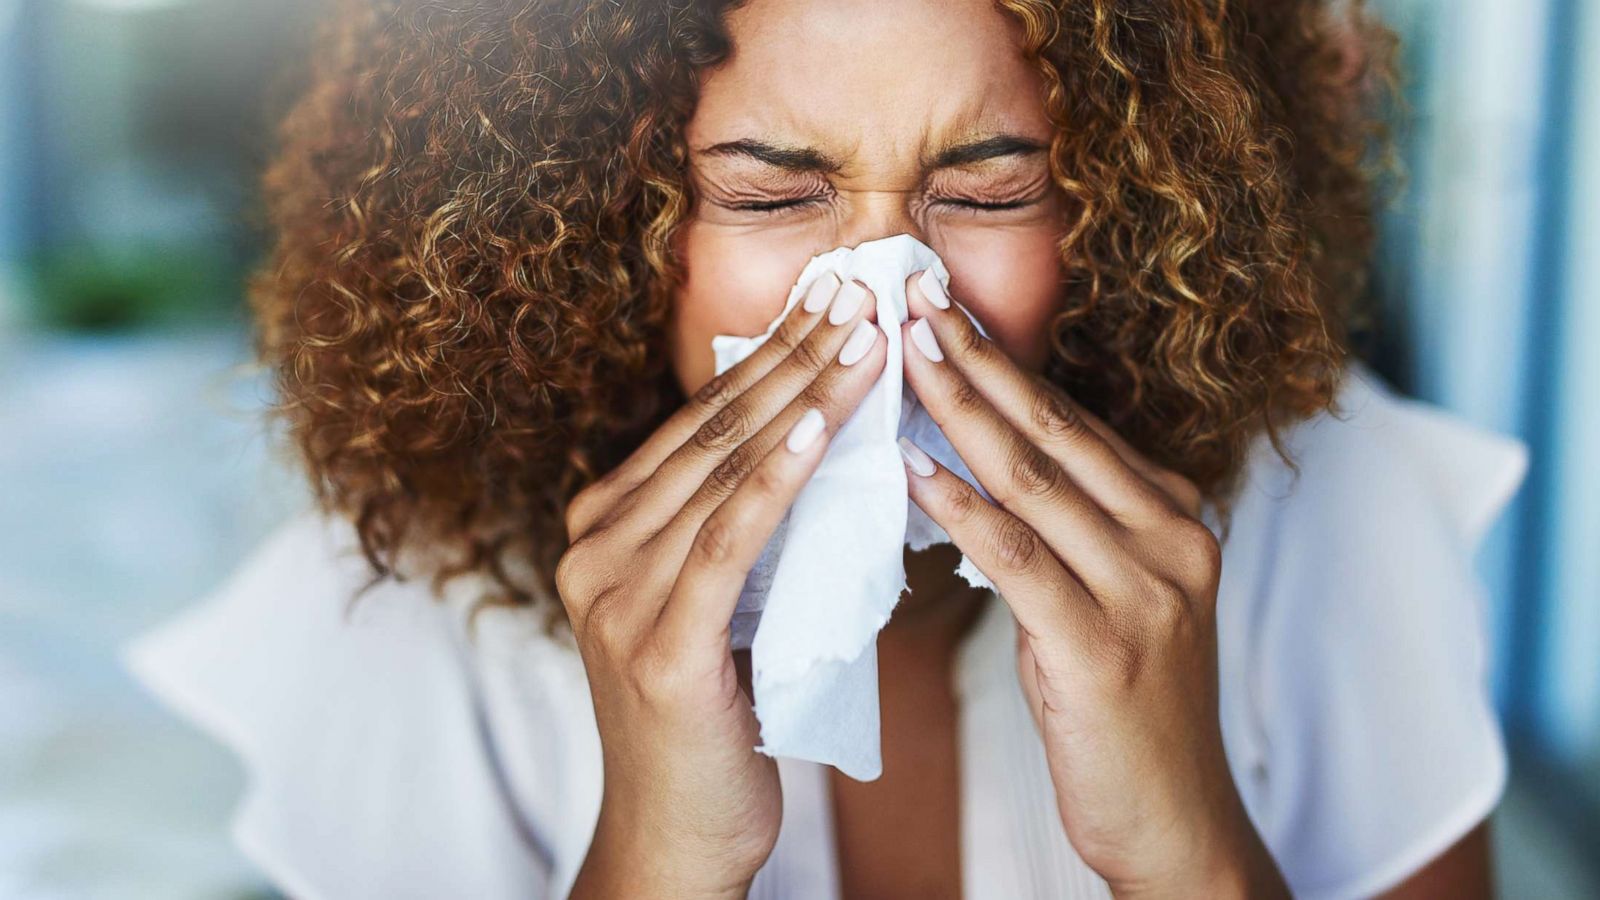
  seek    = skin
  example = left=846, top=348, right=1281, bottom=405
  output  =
left=667, top=0, right=1067, bottom=391
left=564, top=0, right=1494, bottom=896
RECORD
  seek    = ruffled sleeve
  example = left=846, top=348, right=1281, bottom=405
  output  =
left=1218, top=360, right=1529, bottom=900
left=121, top=512, right=556, bottom=900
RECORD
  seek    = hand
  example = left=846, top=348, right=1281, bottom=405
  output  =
left=560, top=273, right=889, bottom=899
left=896, top=270, right=1289, bottom=899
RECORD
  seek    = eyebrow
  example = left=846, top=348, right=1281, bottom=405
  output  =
left=929, top=134, right=1048, bottom=168
left=695, top=133, right=1047, bottom=173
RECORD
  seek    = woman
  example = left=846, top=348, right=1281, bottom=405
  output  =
left=127, top=0, right=1530, bottom=897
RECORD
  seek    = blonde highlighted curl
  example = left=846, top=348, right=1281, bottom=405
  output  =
left=253, top=0, right=1397, bottom=623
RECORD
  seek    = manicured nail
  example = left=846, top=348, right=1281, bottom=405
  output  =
left=909, top=317, right=943, bottom=362
left=828, top=279, right=868, bottom=326
left=786, top=408, right=826, bottom=453
left=897, top=436, right=936, bottom=476
left=917, top=269, right=950, bottom=309
left=838, top=320, right=878, bottom=366
left=803, top=272, right=842, bottom=313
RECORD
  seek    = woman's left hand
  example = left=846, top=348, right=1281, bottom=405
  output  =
left=898, top=271, right=1290, bottom=900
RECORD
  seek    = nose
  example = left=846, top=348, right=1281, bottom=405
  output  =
left=838, top=226, right=930, bottom=256
left=836, top=191, right=930, bottom=252
left=835, top=201, right=929, bottom=326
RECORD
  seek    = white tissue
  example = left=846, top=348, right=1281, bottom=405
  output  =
left=710, top=233, right=995, bottom=782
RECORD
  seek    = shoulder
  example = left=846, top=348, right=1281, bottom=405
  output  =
left=1213, top=358, right=1529, bottom=639
left=1214, top=359, right=1529, bottom=696
left=1225, top=358, right=1528, bottom=555
left=1214, top=359, right=1528, bottom=900
left=123, top=509, right=584, bottom=900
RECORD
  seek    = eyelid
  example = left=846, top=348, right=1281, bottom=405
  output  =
left=722, top=194, right=1042, bottom=216
left=723, top=197, right=827, bottom=214
left=939, top=197, right=1037, bottom=210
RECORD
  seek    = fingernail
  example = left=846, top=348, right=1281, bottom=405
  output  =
left=803, top=272, right=841, bottom=313
left=909, top=317, right=943, bottom=362
left=828, top=279, right=868, bottom=326
left=917, top=269, right=950, bottom=309
left=897, top=436, right=936, bottom=476
left=838, top=319, right=878, bottom=366
left=786, top=408, right=826, bottom=453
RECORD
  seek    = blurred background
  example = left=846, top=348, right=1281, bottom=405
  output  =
left=0, top=0, right=1596, bottom=896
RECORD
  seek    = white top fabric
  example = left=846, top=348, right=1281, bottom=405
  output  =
left=124, top=359, right=1530, bottom=900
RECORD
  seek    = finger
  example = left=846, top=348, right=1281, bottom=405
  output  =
left=648, top=315, right=888, bottom=560
left=657, top=407, right=833, bottom=653
left=907, top=270, right=1192, bottom=521
left=901, top=313, right=1140, bottom=595
left=629, top=278, right=880, bottom=530
left=576, top=271, right=847, bottom=529
left=897, top=437, right=1100, bottom=658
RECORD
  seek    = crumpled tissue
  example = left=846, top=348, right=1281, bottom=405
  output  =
left=711, top=233, right=996, bottom=782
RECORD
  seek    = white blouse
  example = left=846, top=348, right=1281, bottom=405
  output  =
left=124, top=359, right=1529, bottom=900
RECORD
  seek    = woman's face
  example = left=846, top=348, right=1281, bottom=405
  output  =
left=669, top=0, right=1070, bottom=395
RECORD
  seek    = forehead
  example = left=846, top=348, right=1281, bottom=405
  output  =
left=688, top=0, right=1050, bottom=166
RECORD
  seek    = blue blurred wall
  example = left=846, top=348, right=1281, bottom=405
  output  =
left=1375, top=0, right=1600, bottom=832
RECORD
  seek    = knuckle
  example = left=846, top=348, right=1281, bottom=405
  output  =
left=796, top=378, right=833, bottom=414
left=764, top=320, right=804, bottom=356
left=745, top=459, right=788, bottom=498
left=944, top=479, right=984, bottom=524
left=691, top=371, right=738, bottom=414
left=562, top=497, right=592, bottom=542
left=563, top=485, right=611, bottom=540
left=1008, top=441, right=1065, bottom=498
left=1031, top=383, right=1090, bottom=442
left=707, top=441, right=760, bottom=497
left=581, top=587, right=633, bottom=648
left=1143, top=573, right=1192, bottom=625
left=994, top=516, right=1045, bottom=572
left=1167, top=516, right=1223, bottom=588
left=693, top=402, right=753, bottom=455
left=953, top=316, right=990, bottom=357
left=554, top=536, right=596, bottom=606
left=949, top=377, right=986, bottom=415
left=786, top=332, right=830, bottom=372
left=691, top=515, right=740, bottom=568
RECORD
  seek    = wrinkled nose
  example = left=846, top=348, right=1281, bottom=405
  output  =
left=836, top=189, right=927, bottom=244
left=834, top=200, right=930, bottom=327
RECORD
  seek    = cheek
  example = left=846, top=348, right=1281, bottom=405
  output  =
left=668, top=221, right=821, bottom=396
left=936, top=226, right=1063, bottom=372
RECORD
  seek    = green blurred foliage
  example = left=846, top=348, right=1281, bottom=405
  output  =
left=23, top=243, right=242, bottom=333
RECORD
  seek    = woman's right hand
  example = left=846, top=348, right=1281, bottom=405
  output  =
left=561, top=272, right=887, bottom=900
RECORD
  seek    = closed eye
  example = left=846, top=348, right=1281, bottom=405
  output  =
left=726, top=197, right=826, bottom=214
left=725, top=196, right=1039, bottom=215
left=942, top=198, right=1036, bottom=211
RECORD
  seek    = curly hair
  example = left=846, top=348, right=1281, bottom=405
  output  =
left=252, top=0, right=1396, bottom=622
